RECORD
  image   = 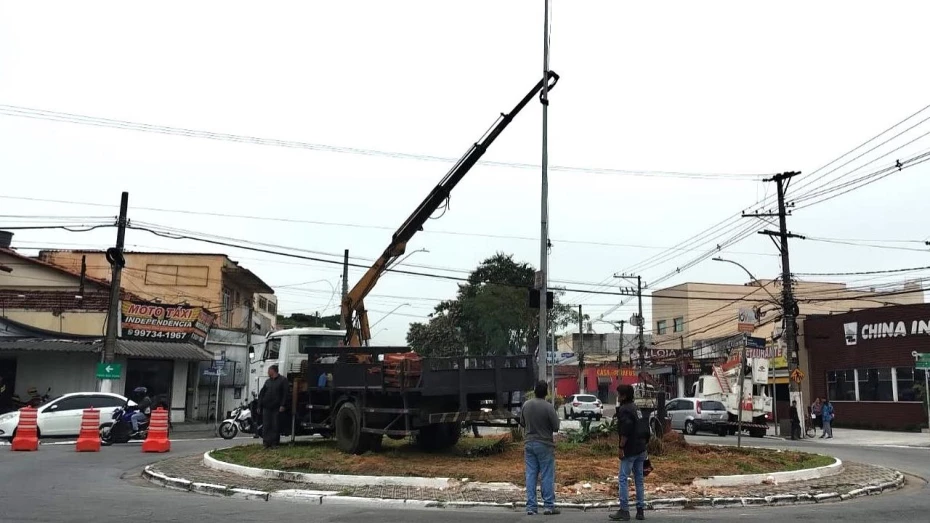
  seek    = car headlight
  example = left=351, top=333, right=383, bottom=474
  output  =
left=0, top=413, right=18, bottom=423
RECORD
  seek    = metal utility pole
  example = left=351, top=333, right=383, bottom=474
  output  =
left=746, top=171, right=804, bottom=436
left=100, top=192, right=128, bottom=394
left=340, top=249, right=349, bottom=329
left=578, top=305, right=584, bottom=393
left=536, top=0, right=552, bottom=383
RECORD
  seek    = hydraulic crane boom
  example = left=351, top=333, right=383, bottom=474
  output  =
left=342, top=71, right=560, bottom=346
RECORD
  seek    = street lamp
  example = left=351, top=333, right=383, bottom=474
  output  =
left=369, top=303, right=411, bottom=330
left=712, top=257, right=779, bottom=304
left=391, top=248, right=429, bottom=269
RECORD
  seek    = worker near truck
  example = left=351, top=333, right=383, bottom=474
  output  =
left=520, top=380, right=561, bottom=516
left=611, top=384, right=650, bottom=521
left=790, top=400, right=802, bottom=440
left=258, top=365, right=289, bottom=449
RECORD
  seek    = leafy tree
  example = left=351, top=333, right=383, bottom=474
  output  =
left=406, top=253, right=582, bottom=357
left=277, top=312, right=341, bottom=330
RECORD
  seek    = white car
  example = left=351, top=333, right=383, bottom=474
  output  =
left=563, top=394, right=603, bottom=420
left=0, top=392, right=134, bottom=439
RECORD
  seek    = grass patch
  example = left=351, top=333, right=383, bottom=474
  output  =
left=212, top=433, right=834, bottom=487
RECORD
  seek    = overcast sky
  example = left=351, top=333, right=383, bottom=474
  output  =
left=2, top=1, right=929, bottom=345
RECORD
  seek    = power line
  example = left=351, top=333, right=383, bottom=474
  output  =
left=0, top=104, right=769, bottom=181
left=796, top=265, right=930, bottom=277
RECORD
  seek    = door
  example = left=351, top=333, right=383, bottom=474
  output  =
left=124, top=359, right=174, bottom=401
left=666, top=400, right=680, bottom=430
left=39, top=395, right=94, bottom=436
left=0, top=358, right=16, bottom=414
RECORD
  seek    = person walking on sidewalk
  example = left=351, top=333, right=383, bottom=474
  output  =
left=820, top=399, right=835, bottom=439
left=258, top=365, right=289, bottom=449
left=811, top=397, right=823, bottom=436
left=610, top=384, right=651, bottom=521
left=520, top=380, right=561, bottom=516
left=789, top=400, right=802, bottom=440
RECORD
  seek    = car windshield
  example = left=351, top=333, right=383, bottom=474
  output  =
left=576, top=395, right=598, bottom=403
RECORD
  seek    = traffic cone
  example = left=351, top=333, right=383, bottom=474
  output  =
left=141, top=407, right=170, bottom=453
left=11, top=406, right=39, bottom=451
left=75, top=408, right=101, bottom=452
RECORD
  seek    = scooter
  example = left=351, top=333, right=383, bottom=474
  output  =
left=218, top=393, right=258, bottom=440
left=100, top=403, right=150, bottom=445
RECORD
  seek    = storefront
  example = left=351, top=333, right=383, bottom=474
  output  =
left=805, top=304, right=930, bottom=431
left=555, top=364, right=641, bottom=402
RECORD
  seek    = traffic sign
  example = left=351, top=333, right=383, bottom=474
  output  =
left=746, top=336, right=766, bottom=350
left=96, top=362, right=122, bottom=380
left=916, top=352, right=930, bottom=369
left=790, top=368, right=805, bottom=383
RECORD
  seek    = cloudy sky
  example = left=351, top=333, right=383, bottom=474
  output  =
left=2, top=1, right=929, bottom=345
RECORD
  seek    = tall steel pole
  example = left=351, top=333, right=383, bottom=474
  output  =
left=536, top=0, right=552, bottom=382
left=340, top=249, right=349, bottom=329
left=100, top=192, right=128, bottom=394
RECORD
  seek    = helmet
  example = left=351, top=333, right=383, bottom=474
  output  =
left=133, top=386, right=148, bottom=395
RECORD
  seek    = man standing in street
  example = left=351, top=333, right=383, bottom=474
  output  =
left=520, top=380, right=560, bottom=516
left=258, top=365, right=288, bottom=449
left=790, top=400, right=801, bottom=440
left=611, top=384, right=650, bottom=521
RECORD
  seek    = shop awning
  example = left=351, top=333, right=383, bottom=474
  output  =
left=115, top=340, right=214, bottom=361
left=0, top=338, right=99, bottom=353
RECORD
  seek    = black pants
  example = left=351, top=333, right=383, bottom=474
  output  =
left=262, top=409, right=280, bottom=448
left=790, top=419, right=801, bottom=440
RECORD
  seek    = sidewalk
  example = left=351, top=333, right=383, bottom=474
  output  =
left=769, top=426, right=930, bottom=448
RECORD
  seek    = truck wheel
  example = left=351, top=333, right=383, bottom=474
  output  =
left=684, top=420, right=697, bottom=436
left=334, top=402, right=370, bottom=454
left=416, top=423, right=459, bottom=452
left=749, top=427, right=765, bottom=438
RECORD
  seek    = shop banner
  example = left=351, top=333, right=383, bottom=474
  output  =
left=120, top=301, right=215, bottom=347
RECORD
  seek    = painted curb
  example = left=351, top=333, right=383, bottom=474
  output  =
left=203, top=450, right=452, bottom=489
left=693, top=457, right=843, bottom=487
left=142, top=465, right=906, bottom=512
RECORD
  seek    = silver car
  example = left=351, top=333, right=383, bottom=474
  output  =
left=563, top=394, right=603, bottom=420
left=666, top=397, right=728, bottom=435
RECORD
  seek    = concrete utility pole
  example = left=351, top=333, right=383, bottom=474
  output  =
left=578, top=305, right=584, bottom=393
left=616, top=320, right=626, bottom=380
left=737, top=334, right=748, bottom=448
left=340, top=249, right=349, bottom=329
left=244, top=302, right=254, bottom=398
left=100, top=192, right=128, bottom=394
left=745, top=171, right=805, bottom=435
left=615, top=274, right=646, bottom=376
left=536, top=0, right=552, bottom=383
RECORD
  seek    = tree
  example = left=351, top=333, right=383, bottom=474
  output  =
left=406, top=253, right=581, bottom=357
left=277, top=312, right=341, bottom=330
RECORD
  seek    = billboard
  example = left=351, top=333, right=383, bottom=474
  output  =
left=120, top=301, right=215, bottom=347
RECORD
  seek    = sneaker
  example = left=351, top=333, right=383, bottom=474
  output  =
left=527, top=511, right=537, bottom=516
left=543, top=508, right=560, bottom=515
left=635, top=508, right=645, bottom=520
left=609, top=510, right=631, bottom=521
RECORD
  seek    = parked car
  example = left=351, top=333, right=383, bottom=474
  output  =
left=562, top=394, right=603, bottom=420
left=666, top=397, right=728, bottom=435
left=0, top=392, right=134, bottom=439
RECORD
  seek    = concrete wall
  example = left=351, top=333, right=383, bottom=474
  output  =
left=0, top=251, right=85, bottom=291
left=8, top=351, right=106, bottom=398
left=2, top=310, right=106, bottom=336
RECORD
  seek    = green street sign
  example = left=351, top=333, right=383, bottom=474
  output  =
left=96, top=362, right=122, bottom=380
left=916, top=353, right=930, bottom=369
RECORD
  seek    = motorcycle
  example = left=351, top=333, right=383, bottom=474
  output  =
left=100, top=403, right=150, bottom=445
left=218, top=393, right=258, bottom=440
left=11, top=387, right=51, bottom=409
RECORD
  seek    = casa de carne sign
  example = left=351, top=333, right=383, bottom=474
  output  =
left=844, top=319, right=930, bottom=346
left=120, top=301, right=215, bottom=347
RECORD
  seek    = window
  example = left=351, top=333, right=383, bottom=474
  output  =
left=677, top=399, right=694, bottom=411
left=673, top=317, right=684, bottom=333
left=267, top=302, right=276, bottom=315
left=143, top=264, right=209, bottom=287
left=576, top=395, right=598, bottom=403
left=297, top=335, right=346, bottom=354
left=896, top=367, right=918, bottom=402
left=703, top=401, right=726, bottom=411
left=233, top=387, right=242, bottom=400
left=87, top=395, right=126, bottom=408
left=665, top=400, right=680, bottom=411
left=222, top=287, right=233, bottom=325
left=263, top=338, right=281, bottom=360
left=49, top=396, right=95, bottom=412
left=827, top=370, right=856, bottom=401
left=858, top=368, right=894, bottom=402
left=657, top=320, right=668, bottom=335
left=258, top=296, right=268, bottom=311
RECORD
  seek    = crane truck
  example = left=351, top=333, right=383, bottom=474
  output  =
left=692, top=357, right=772, bottom=438
left=250, top=72, right=559, bottom=453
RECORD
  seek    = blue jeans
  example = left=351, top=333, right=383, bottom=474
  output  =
left=130, top=411, right=147, bottom=432
left=524, top=441, right=555, bottom=512
left=619, top=451, right=646, bottom=510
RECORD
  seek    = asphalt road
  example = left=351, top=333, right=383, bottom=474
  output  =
left=0, top=435, right=927, bottom=523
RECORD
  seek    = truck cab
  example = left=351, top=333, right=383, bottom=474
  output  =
left=690, top=358, right=772, bottom=436
left=249, top=327, right=346, bottom=393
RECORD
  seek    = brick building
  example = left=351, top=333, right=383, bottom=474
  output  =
left=805, top=303, right=930, bottom=431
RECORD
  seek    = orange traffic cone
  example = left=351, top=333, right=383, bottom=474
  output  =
left=141, top=407, right=170, bottom=453
left=75, top=408, right=101, bottom=452
left=11, top=406, right=39, bottom=451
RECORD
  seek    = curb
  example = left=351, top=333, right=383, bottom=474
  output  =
left=693, top=457, right=843, bottom=487
left=203, top=450, right=452, bottom=489
left=141, top=466, right=906, bottom=511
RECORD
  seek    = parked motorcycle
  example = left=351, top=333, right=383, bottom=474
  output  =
left=10, top=387, right=51, bottom=409
left=218, top=393, right=258, bottom=440
left=99, top=403, right=150, bottom=445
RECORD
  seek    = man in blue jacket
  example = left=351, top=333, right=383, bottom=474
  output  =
left=820, top=400, right=835, bottom=439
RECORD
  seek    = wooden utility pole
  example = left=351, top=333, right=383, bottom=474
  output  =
left=100, top=192, right=128, bottom=394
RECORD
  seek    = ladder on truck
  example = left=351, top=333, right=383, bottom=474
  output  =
left=712, top=365, right=732, bottom=394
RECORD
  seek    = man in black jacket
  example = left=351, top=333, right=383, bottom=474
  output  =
left=611, top=384, right=650, bottom=521
left=789, top=400, right=801, bottom=440
left=258, top=365, right=289, bottom=448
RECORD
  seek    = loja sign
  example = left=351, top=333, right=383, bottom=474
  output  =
left=844, top=319, right=930, bottom=346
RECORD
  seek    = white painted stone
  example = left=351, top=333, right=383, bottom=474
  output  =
left=693, top=458, right=842, bottom=487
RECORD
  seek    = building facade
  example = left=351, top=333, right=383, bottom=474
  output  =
left=805, top=304, right=929, bottom=431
